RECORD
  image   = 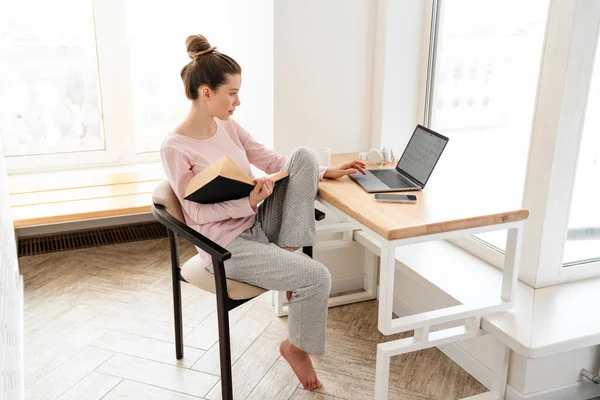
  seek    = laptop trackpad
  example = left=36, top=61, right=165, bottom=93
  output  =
left=350, top=170, right=389, bottom=192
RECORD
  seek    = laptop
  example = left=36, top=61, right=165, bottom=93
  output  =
left=349, top=125, right=449, bottom=193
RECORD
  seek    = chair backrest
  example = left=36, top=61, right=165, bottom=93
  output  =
left=152, top=179, right=268, bottom=300
left=152, top=180, right=185, bottom=223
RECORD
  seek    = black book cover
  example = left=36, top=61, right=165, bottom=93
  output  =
left=184, top=175, right=289, bottom=204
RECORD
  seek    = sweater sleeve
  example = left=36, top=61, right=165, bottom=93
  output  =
left=160, top=146, right=257, bottom=225
left=236, top=121, right=287, bottom=174
left=235, top=120, right=329, bottom=181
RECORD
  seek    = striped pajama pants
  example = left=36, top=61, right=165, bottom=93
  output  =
left=219, top=147, right=331, bottom=356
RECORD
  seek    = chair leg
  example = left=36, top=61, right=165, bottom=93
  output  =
left=168, top=229, right=184, bottom=360
left=302, top=245, right=313, bottom=258
left=213, top=259, right=234, bottom=400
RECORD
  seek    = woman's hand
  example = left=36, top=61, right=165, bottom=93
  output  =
left=323, top=160, right=367, bottom=179
left=249, top=177, right=275, bottom=209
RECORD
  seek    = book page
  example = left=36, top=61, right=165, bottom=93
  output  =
left=268, top=171, right=289, bottom=182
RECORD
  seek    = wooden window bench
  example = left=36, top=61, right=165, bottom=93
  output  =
left=9, top=163, right=165, bottom=228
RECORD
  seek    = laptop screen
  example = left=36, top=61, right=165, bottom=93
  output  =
left=396, top=125, right=449, bottom=187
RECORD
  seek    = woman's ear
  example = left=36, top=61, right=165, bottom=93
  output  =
left=200, top=85, right=211, bottom=101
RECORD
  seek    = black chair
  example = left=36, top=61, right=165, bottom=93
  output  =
left=152, top=180, right=325, bottom=399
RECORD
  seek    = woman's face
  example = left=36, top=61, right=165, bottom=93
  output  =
left=205, top=74, right=241, bottom=120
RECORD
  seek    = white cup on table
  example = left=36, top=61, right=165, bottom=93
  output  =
left=312, top=148, right=331, bottom=168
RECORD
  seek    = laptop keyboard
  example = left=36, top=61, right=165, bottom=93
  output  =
left=371, top=170, right=417, bottom=188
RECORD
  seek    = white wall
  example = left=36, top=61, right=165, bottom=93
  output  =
left=228, top=0, right=274, bottom=149
left=0, top=135, right=24, bottom=399
left=273, top=0, right=377, bottom=286
left=273, top=0, right=375, bottom=156
left=371, top=0, right=432, bottom=152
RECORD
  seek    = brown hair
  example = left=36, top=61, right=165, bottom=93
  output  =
left=181, top=34, right=242, bottom=100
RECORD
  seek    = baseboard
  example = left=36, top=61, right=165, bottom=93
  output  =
left=330, top=274, right=364, bottom=296
left=519, top=381, right=600, bottom=400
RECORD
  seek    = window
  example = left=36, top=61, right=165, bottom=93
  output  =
left=0, top=0, right=273, bottom=174
left=124, top=0, right=233, bottom=154
left=564, top=35, right=600, bottom=267
left=0, top=1, right=104, bottom=158
left=426, top=0, right=549, bottom=252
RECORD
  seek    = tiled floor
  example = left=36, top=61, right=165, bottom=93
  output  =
left=19, top=237, right=487, bottom=399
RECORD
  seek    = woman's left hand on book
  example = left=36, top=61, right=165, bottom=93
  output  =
left=253, top=177, right=275, bottom=187
left=249, top=177, right=275, bottom=208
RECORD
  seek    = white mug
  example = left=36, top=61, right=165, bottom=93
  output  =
left=312, top=148, right=331, bottom=167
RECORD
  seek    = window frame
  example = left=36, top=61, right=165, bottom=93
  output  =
left=4, top=0, right=274, bottom=175
left=3, top=0, right=173, bottom=175
left=422, top=0, right=550, bottom=274
left=525, top=0, right=600, bottom=287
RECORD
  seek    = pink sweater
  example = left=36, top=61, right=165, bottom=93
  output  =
left=160, top=117, right=327, bottom=267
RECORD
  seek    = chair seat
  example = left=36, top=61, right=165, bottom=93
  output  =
left=181, top=254, right=268, bottom=300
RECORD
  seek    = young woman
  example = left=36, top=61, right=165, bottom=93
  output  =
left=161, top=34, right=366, bottom=390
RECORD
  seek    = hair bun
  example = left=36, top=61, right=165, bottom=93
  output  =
left=186, top=34, right=216, bottom=60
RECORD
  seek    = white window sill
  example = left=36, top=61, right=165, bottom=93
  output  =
left=483, top=275, right=600, bottom=359
left=7, top=161, right=164, bottom=192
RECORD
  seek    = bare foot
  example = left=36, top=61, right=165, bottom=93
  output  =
left=280, top=339, right=323, bottom=390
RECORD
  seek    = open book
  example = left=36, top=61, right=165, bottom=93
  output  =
left=184, top=155, right=289, bottom=204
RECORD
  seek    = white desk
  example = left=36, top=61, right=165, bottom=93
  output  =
left=307, top=152, right=528, bottom=400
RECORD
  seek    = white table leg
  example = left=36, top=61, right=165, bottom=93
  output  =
left=374, top=325, right=484, bottom=400
left=273, top=290, right=286, bottom=317
left=273, top=246, right=379, bottom=316
left=374, top=344, right=392, bottom=400
left=502, top=225, right=523, bottom=303
left=377, top=240, right=396, bottom=334
left=364, top=249, right=379, bottom=299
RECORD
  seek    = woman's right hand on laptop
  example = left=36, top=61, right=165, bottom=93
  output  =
left=249, top=177, right=274, bottom=208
